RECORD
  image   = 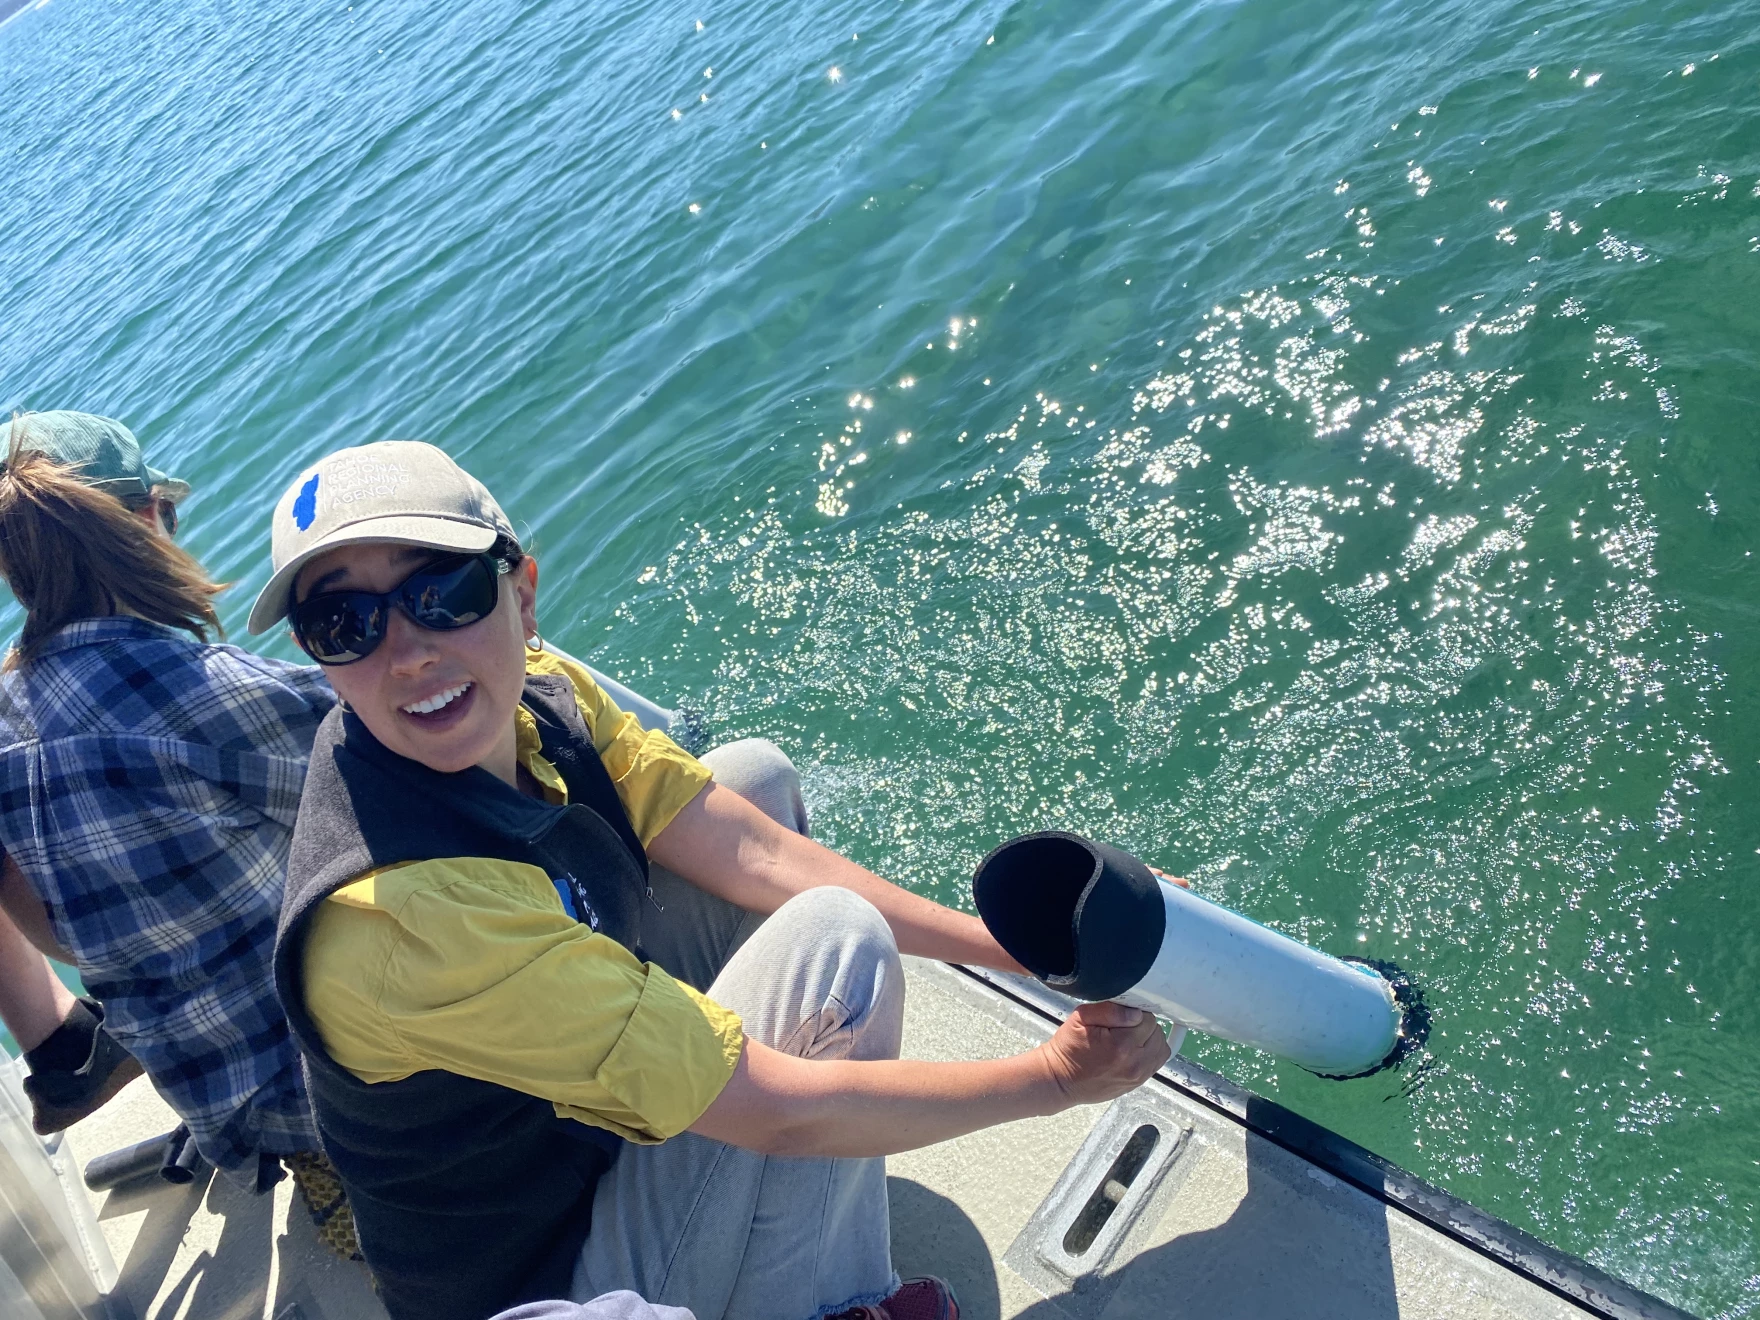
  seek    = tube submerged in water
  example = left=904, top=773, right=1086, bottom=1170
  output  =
left=972, top=831, right=1425, bottom=1079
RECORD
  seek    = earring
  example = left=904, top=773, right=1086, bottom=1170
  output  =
left=526, top=634, right=545, bottom=654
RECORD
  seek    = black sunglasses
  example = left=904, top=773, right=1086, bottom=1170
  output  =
left=132, top=495, right=177, bottom=537
left=290, top=551, right=512, bottom=666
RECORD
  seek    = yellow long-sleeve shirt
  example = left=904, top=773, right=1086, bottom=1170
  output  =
left=300, top=650, right=743, bottom=1144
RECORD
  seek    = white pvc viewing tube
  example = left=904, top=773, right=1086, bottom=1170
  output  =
left=972, top=831, right=1425, bottom=1079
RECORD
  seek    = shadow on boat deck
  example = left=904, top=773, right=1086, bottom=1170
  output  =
left=889, top=1177, right=1004, bottom=1318
left=65, top=1074, right=387, bottom=1320
left=96, top=1173, right=282, bottom=1320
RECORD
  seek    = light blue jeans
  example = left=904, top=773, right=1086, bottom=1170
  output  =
left=571, top=740, right=903, bottom=1320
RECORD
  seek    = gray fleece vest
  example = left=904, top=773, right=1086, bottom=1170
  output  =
left=274, top=674, right=651, bottom=1320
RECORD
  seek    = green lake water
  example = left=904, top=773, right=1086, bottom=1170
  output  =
left=2, top=0, right=1757, bottom=1310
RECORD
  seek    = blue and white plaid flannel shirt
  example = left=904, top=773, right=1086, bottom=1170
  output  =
left=0, top=617, right=334, bottom=1185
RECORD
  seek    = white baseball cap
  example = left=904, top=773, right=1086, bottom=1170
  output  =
left=248, top=441, right=517, bottom=635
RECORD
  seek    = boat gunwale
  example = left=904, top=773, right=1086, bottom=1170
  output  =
left=949, top=963, right=1698, bottom=1320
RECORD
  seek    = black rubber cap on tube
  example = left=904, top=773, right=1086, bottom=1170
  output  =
left=972, top=831, right=1166, bottom=1002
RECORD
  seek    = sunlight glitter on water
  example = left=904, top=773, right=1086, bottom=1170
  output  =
left=648, top=256, right=1727, bottom=1279
left=3, top=0, right=1755, bottom=1306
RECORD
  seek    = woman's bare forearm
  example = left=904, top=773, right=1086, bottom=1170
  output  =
left=0, top=869, right=77, bottom=1050
left=691, top=1041, right=1059, bottom=1157
left=648, top=783, right=1026, bottom=973
left=0, top=852, right=76, bottom=965
left=689, top=1003, right=1172, bottom=1159
left=757, top=830, right=1022, bottom=970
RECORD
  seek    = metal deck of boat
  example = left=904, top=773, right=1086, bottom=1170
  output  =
left=4, top=954, right=1691, bottom=1320
left=892, top=959, right=1691, bottom=1320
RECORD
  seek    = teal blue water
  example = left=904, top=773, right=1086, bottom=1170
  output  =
left=2, top=0, right=1756, bottom=1310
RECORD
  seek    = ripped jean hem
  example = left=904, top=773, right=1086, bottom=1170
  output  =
left=809, top=1271, right=903, bottom=1320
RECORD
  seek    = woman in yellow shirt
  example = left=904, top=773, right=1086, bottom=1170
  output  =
left=255, top=441, right=1168, bottom=1320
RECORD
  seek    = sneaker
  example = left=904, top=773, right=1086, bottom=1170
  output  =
left=22, top=1023, right=145, bottom=1135
left=879, top=1277, right=959, bottom=1320
left=828, top=1277, right=960, bottom=1320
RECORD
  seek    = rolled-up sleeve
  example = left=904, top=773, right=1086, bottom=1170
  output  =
left=305, top=858, right=743, bottom=1143
left=588, top=968, right=745, bottom=1139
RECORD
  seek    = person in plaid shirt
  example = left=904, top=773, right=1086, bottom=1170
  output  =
left=0, top=411, right=334, bottom=1192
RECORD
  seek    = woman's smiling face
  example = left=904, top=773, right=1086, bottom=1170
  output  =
left=294, top=541, right=538, bottom=781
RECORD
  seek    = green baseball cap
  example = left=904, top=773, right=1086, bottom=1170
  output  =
left=248, top=440, right=517, bottom=635
left=0, top=411, right=190, bottom=504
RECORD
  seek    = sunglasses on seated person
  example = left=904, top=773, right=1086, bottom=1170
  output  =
left=129, top=495, right=177, bottom=538
left=289, top=549, right=516, bottom=665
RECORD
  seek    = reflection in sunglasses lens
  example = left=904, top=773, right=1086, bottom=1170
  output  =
left=295, top=554, right=502, bottom=664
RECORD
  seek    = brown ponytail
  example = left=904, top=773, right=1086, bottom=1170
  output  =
left=0, top=422, right=224, bottom=670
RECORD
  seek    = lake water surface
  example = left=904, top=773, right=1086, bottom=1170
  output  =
left=2, top=0, right=1757, bottom=1311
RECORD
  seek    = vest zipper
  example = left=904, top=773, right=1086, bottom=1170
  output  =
left=646, top=883, right=664, bottom=912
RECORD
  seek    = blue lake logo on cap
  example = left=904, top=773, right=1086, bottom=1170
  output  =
left=292, top=473, right=320, bottom=531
